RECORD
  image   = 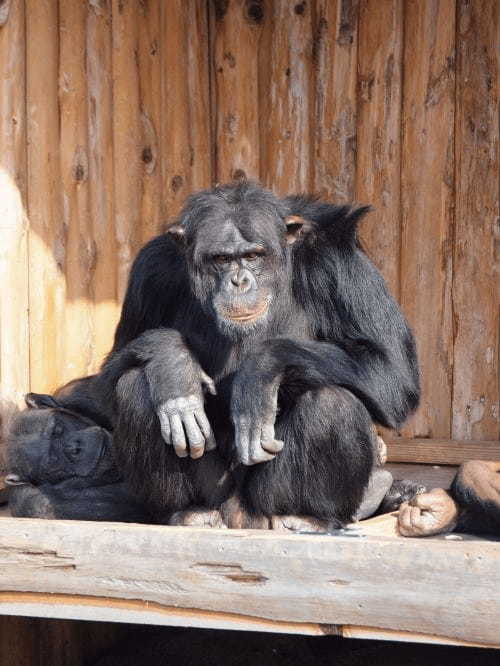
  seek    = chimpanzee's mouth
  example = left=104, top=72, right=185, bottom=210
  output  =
left=224, top=300, right=269, bottom=324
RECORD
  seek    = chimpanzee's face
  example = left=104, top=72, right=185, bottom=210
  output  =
left=7, top=407, right=119, bottom=488
left=172, top=184, right=294, bottom=338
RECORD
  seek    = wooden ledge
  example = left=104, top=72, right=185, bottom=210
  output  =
left=0, top=515, right=498, bottom=648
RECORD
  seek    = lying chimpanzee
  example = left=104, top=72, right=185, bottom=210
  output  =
left=6, top=392, right=151, bottom=523
left=87, top=181, right=421, bottom=530
left=398, top=461, right=500, bottom=538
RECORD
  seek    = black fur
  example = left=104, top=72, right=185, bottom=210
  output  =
left=96, top=182, right=420, bottom=525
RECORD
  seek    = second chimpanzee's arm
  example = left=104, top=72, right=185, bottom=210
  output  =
left=100, top=328, right=216, bottom=459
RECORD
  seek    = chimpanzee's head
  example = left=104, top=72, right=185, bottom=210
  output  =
left=168, top=182, right=308, bottom=338
left=6, top=393, right=120, bottom=489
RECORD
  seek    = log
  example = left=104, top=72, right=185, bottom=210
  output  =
left=259, top=0, right=313, bottom=193
left=356, top=0, right=403, bottom=299
left=314, top=0, right=359, bottom=202
left=26, top=0, right=66, bottom=394
left=0, top=0, right=28, bottom=463
left=210, top=0, right=263, bottom=183
left=87, top=0, right=120, bottom=367
left=0, top=518, right=498, bottom=646
left=452, top=0, right=499, bottom=440
left=399, top=0, right=456, bottom=438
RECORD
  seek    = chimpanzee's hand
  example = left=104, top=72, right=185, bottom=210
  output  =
left=398, top=488, right=459, bottom=537
left=231, top=375, right=284, bottom=466
left=145, top=352, right=217, bottom=459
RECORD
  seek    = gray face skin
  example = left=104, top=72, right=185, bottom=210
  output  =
left=6, top=404, right=120, bottom=489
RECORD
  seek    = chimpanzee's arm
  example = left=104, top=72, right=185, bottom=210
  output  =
left=100, top=329, right=216, bottom=459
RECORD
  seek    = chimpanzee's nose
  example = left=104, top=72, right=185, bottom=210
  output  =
left=231, top=269, right=251, bottom=292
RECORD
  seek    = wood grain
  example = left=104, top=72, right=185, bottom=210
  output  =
left=211, top=0, right=263, bottom=183
left=0, top=0, right=28, bottom=464
left=400, top=0, right=456, bottom=438
left=26, top=0, right=66, bottom=394
left=59, top=1, right=93, bottom=384
left=356, top=0, right=403, bottom=298
left=452, top=0, right=499, bottom=440
left=387, top=438, right=500, bottom=465
left=87, top=0, right=120, bottom=368
left=314, top=0, right=359, bottom=202
left=0, top=518, right=498, bottom=646
left=259, top=0, right=313, bottom=193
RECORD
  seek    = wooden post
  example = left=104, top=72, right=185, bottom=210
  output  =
left=452, top=0, right=499, bottom=440
left=259, top=0, right=313, bottom=194
left=313, top=0, right=359, bottom=202
left=210, top=0, right=263, bottom=183
left=0, top=0, right=28, bottom=460
left=400, top=0, right=456, bottom=438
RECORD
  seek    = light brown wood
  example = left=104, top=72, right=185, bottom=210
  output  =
left=59, top=1, right=93, bottom=384
left=386, top=462, right=457, bottom=489
left=138, top=0, right=162, bottom=244
left=387, top=438, right=500, bottom=465
left=0, top=0, right=28, bottom=464
left=400, top=0, right=456, bottom=439
left=314, top=0, right=359, bottom=202
left=211, top=0, right=263, bottom=183
left=160, top=0, right=212, bottom=222
left=356, top=0, right=402, bottom=299
left=0, top=518, right=498, bottom=646
left=452, top=0, right=499, bottom=441
left=26, top=0, right=66, bottom=394
left=259, top=0, right=313, bottom=193
left=87, top=0, right=120, bottom=368
left=111, top=0, right=143, bottom=302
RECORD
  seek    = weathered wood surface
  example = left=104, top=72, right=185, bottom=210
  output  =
left=387, top=438, right=500, bottom=466
left=0, top=518, right=498, bottom=646
left=452, top=0, right=499, bottom=441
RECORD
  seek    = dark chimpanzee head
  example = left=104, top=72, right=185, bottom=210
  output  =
left=168, top=182, right=309, bottom=338
left=6, top=393, right=120, bottom=489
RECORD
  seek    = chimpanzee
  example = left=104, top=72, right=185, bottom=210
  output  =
left=398, top=461, right=500, bottom=538
left=6, top=391, right=151, bottom=523
left=93, top=181, right=420, bottom=529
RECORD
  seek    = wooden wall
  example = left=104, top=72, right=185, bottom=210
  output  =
left=0, top=0, right=498, bottom=456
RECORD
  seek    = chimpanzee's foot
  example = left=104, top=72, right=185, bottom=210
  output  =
left=398, top=488, right=459, bottom=537
left=355, top=468, right=394, bottom=521
left=220, top=496, right=270, bottom=529
left=169, top=507, right=227, bottom=528
left=270, top=515, right=333, bottom=533
left=379, top=479, right=427, bottom=514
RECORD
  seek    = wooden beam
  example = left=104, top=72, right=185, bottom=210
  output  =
left=387, top=438, right=500, bottom=465
left=0, top=518, right=498, bottom=647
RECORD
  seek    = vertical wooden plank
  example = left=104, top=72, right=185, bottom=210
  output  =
left=400, top=0, right=456, bottom=438
left=138, top=0, right=162, bottom=244
left=259, top=0, right=313, bottom=194
left=356, top=0, right=403, bottom=299
left=0, top=616, right=39, bottom=666
left=210, top=0, right=264, bottom=183
left=26, top=0, right=65, bottom=393
left=313, top=0, right=359, bottom=202
left=87, top=0, right=119, bottom=368
left=111, top=0, right=143, bottom=301
left=161, top=1, right=212, bottom=221
left=59, top=1, right=94, bottom=384
left=452, top=0, right=499, bottom=440
left=0, top=0, right=28, bottom=459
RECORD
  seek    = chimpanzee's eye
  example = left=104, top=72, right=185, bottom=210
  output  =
left=213, top=254, right=232, bottom=265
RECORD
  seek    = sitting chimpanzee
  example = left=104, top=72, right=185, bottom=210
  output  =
left=6, top=391, right=151, bottom=523
left=84, top=181, right=421, bottom=530
left=398, top=461, right=500, bottom=538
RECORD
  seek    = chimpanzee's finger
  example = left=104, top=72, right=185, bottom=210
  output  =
left=249, top=427, right=276, bottom=464
left=170, top=413, right=188, bottom=457
left=261, top=422, right=284, bottom=453
left=235, top=422, right=250, bottom=465
left=158, top=411, right=172, bottom=446
left=183, top=412, right=205, bottom=459
left=194, top=409, right=216, bottom=451
left=200, top=370, right=217, bottom=395
left=397, top=502, right=414, bottom=536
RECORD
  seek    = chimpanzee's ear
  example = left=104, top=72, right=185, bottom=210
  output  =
left=167, top=223, right=186, bottom=247
left=285, top=215, right=311, bottom=245
left=25, top=393, right=60, bottom=410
